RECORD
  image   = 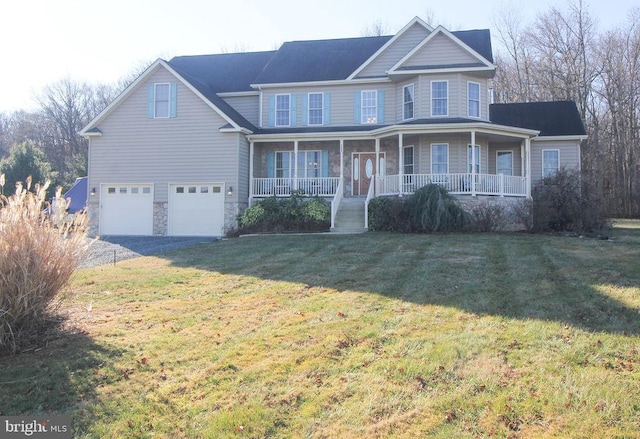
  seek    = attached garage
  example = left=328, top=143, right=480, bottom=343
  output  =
left=168, top=183, right=225, bottom=236
left=100, top=184, right=154, bottom=235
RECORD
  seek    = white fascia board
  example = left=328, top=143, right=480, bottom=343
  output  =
left=79, top=59, right=242, bottom=135
left=531, top=135, right=588, bottom=142
left=389, top=66, right=495, bottom=76
left=371, top=122, right=539, bottom=138
left=347, top=16, right=434, bottom=80
left=217, top=91, right=260, bottom=97
left=248, top=130, right=379, bottom=142
left=388, top=26, right=494, bottom=74
left=250, top=77, right=391, bottom=89
left=220, top=127, right=254, bottom=135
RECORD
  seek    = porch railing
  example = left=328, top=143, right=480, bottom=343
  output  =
left=330, top=180, right=343, bottom=229
left=253, top=177, right=340, bottom=197
left=378, top=173, right=527, bottom=197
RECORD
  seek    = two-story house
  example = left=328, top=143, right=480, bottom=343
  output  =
left=80, top=17, right=586, bottom=236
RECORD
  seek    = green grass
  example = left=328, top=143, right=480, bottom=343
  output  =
left=2, top=223, right=640, bottom=438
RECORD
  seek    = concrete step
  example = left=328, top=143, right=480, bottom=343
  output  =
left=331, top=198, right=367, bottom=234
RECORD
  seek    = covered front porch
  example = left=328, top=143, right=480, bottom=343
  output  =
left=248, top=124, right=536, bottom=202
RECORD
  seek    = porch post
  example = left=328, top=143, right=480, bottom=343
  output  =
left=398, top=133, right=404, bottom=196
left=375, top=138, right=380, bottom=195
left=339, top=139, right=344, bottom=183
left=293, top=140, right=299, bottom=191
left=249, top=140, right=254, bottom=204
left=525, top=137, right=532, bottom=198
left=471, top=130, right=476, bottom=196
left=520, top=140, right=525, bottom=178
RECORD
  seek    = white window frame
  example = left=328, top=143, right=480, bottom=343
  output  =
left=154, top=83, right=171, bottom=118
left=542, top=149, right=560, bottom=178
left=308, top=92, right=323, bottom=125
left=431, top=143, right=449, bottom=174
left=431, top=80, right=448, bottom=117
left=403, top=84, right=415, bottom=121
left=468, top=81, right=481, bottom=118
left=275, top=150, right=323, bottom=179
left=361, top=90, right=378, bottom=124
left=467, top=145, right=481, bottom=173
left=403, top=145, right=414, bottom=174
left=275, top=94, right=291, bottom=127
left=496, top=150, right=514, bottom=176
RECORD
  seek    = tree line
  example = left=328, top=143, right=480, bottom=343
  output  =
left=1, top=1, right=639, bottom=216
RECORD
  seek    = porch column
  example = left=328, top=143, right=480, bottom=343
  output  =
left=471, top=130, right=476, bottom=196
left=375, top=138, right=380, bottom=195
left=249, top=140, right=254, bottom=203
left=520, top=140, right=525, bottom=178
left=293, top=140, right=299, bottom=191
left=398, top=134, right=404, bottom=196
left=339, top=139, right=344, bottom=183
left=525, top=137, right=532, bottom=198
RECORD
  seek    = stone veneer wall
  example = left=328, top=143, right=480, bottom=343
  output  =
left=153, top=202, right=168, bottom=236
left=87, top=199, right=99, bottom=237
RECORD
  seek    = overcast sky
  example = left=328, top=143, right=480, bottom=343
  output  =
left=0, top=0, right=636, bottom=113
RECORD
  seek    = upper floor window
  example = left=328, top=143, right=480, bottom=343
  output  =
left=542, top=149, right=560, bottom=177
left=308, top=93, right=323, bottom=125
left=147, top=83, right=176, bottom=119
left=275, top=94, right=291, bottom=126
left=361, top=90, right=378, bottom=124
left=468, top=82, right=480, bottom=118
left=403, top=84, right=415, bottom=120
left=431, top=81, right=448, bottom=116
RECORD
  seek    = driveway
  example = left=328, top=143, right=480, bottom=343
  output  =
left=81, top=236, right=216, bottom=269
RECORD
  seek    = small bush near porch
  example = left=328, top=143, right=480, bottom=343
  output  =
left=236, top=191, right=330, bottom=234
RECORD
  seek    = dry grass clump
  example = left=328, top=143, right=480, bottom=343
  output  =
left=0, top=176, right=87, bottom=354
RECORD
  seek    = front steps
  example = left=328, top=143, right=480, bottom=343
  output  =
left=331, top=198, right=367, bottom=234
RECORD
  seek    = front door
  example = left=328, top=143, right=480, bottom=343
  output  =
left=352, top=152, right=384, bottom=196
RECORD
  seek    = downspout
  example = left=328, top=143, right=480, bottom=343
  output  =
left=375, top=138, right=380, bottom=196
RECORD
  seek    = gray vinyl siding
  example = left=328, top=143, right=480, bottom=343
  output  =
left=357, top=23, right=430, bottom=78
left=416, top=134, right=488, bottom=174
left=488, top=144, right=523, bottom=176
left=420, top=74, right=460, bottom=117
left=261, top=83, right=395, bottom=128
left=89, top=68, right=242, bottom=204
left=237, top=135, right=250, bottom=201
left=530, top=138, right=581, bottom=185
left=403, top=33, right=479, bottom=68
left=222, top=95, right=260, bottom=126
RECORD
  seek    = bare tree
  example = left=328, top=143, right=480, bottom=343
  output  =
left=361, top=19, right=390, bottom=37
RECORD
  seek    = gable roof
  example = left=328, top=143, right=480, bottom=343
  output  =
left=490, top=101, right=586, bottom=137
left=452, top=29, right=493, bottom=64
left=253, top=36, right=392, bottom=85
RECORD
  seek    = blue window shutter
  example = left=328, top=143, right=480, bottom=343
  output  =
left=290, top=95, right=297, bottom=126
left=322, top=150, right=329, bottom=177
left=302, top=94, right=308, bottom=126
left=324, top=92, right=330, bottom=125
left=354, top=91, right=361, bottom=124
left=170, top=83, right=177, bottom=118
left=147, top=84, right=154, bottom=118
left=268, top=95, right=275, bottom=127
left=267, top=151, right=275, bottom=178
left=377, top=90, right=385, bottom=124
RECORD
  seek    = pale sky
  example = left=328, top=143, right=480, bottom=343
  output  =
left=0, top=0, right=635, bottom=113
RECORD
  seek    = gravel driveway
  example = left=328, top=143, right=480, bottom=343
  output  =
left=80, top=236, right=216, bottom=269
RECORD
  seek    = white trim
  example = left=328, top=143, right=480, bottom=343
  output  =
left=388, top=66, right=495, bottom=76
left=308, top=92, right=324, bottom=126
left=430, top=143, right=449, bottom=174
left=274, top=93, right=292, bottom=127
left=532, top=135, right=588, bottom=142
left=347, top=16, right=434, bottom=80
left=402, top=83, right=415, bottom=121
left=217, top=91, right=260, bottom=97
left=542, top=149, right=560, bottom=178
left=388, top=25, right=495, bottom=74
left=430, top=80, right=448, bottom=117
left=251, top=77, right=392, bottom=89
left=467, top=144, right=482, bottom=174
left=80, top=59, right=243, bottom=136
left=496, top=150, right=514, bottom=176
left=467, top=81, right=481, bottom=119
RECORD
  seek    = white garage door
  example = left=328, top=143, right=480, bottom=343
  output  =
left=100, top=184, right=153, bottom=235
left=168, top=183, right=225, bottom=236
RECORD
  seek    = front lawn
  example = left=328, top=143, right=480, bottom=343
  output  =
left=1, top=224, right=640, bottom=438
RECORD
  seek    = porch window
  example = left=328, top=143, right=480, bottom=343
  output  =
left=308, top=93, right=323, bottom=125
left=403, top=84, right=415, bottom=120
left=404, top=146, right=414, bottom=174
left=542, top=149, right=560, bottom=177
left=361, top=90, right=377, bottom=124
left=275, top=150, right=323, bottom=178
left=468, top=82, right=480, bottom=118
left=275, top=94, right=290, bottom=126
left=497, top=151, right=513, bottom=176
left=431, top=81, right=448, bottom=116
left=467, top=145, right=481, bottom=173
left=431, top=144, right=448, bottom=174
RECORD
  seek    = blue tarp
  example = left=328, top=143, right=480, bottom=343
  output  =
left=63, top=177, right=87, bottom=213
